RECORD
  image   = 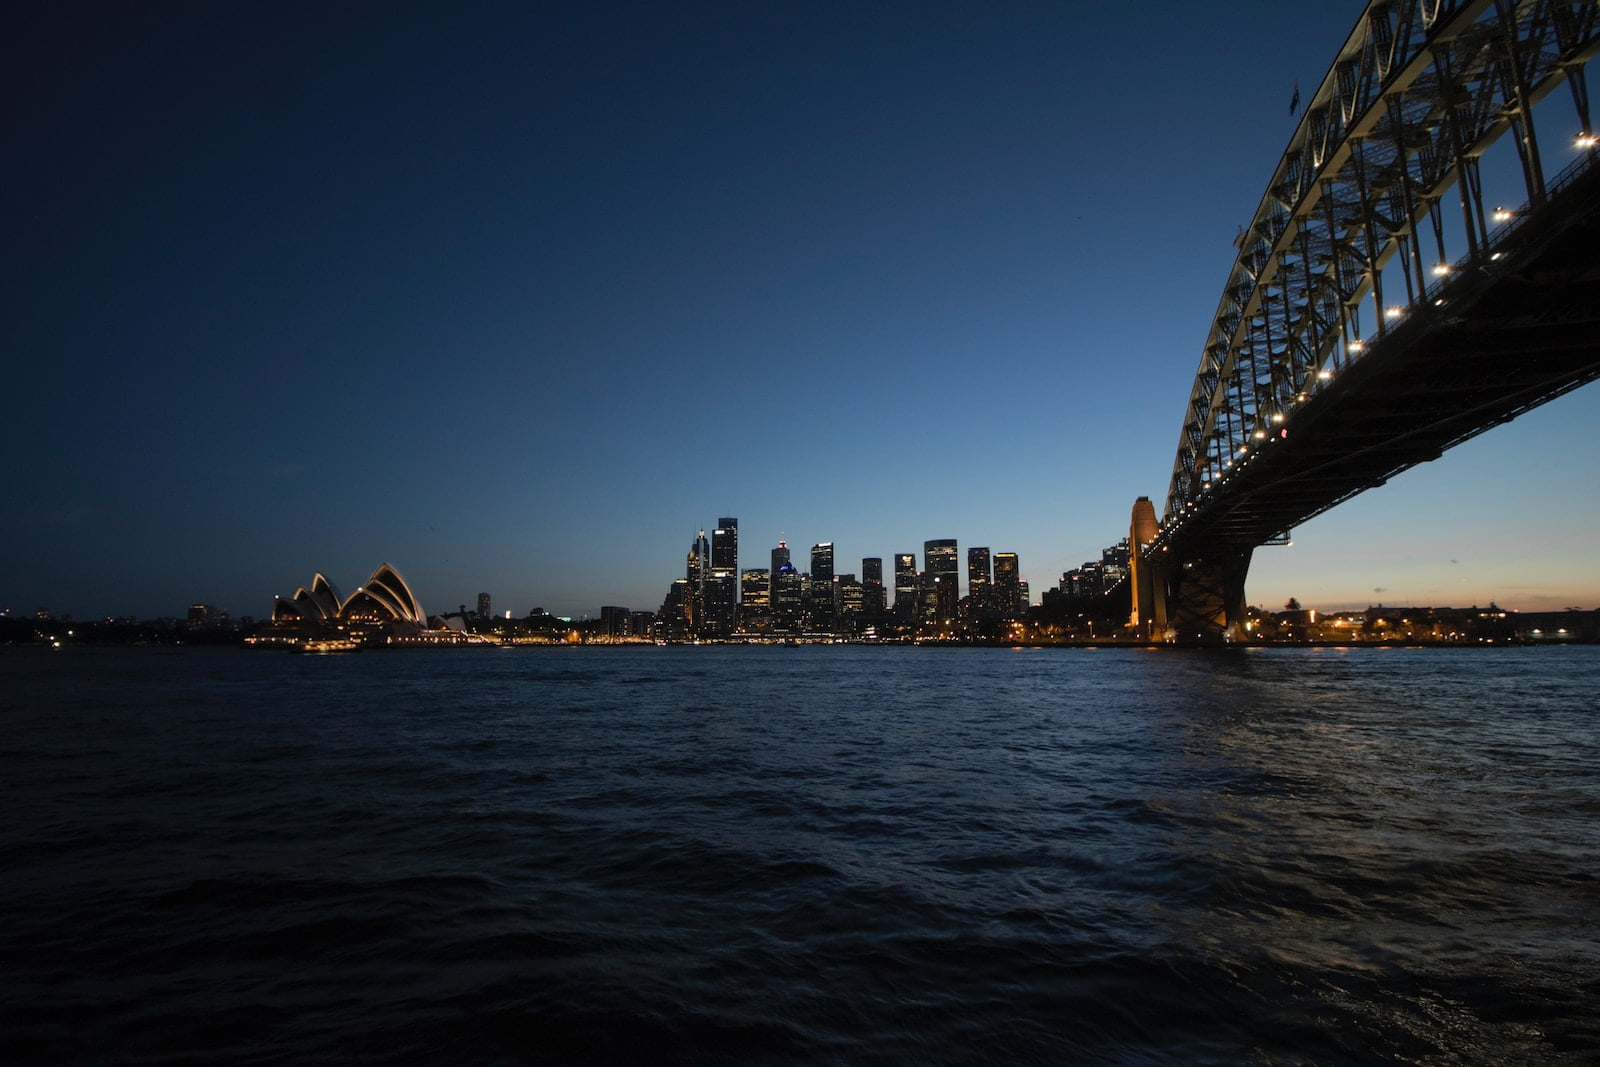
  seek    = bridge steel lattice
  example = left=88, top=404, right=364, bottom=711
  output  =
left=1136, top=0, right=1600, bottom=641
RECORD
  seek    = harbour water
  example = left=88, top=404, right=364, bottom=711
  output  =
left=3, top=644, right=1597, bottom=1064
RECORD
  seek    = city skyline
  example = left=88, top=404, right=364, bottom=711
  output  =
left=642, top=519, right=1032, bottom=639
left=6, top=3, right=1597, bottom=622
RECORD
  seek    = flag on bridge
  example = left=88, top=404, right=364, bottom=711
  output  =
left=1290, top=81, right=1301, bottom=116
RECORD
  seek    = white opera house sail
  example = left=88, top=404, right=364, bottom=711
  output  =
left=258, top=563, right=432, bottom=647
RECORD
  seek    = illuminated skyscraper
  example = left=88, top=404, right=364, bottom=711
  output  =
left=862, top=557, right=885, bottom=618
left=924, top=540, right=958, bottom=587
left=808, top=542, right=835, bottom=633
left=705, top=519, right=738, bottom=636
left=924, top=539, right=958, bottom=626
left=701, top=574, right=736, bottom=638
left=810, top=542, right=834, bottom=583
left=739, top=568, right=770, bottom=632
left=837, top=573, right=863, bottom=630
left=967, top=548, right=992, bottom=616
left=893, top=553, right=918, bottom=624
left=771, top=541, right=802, bottom=633
left=687, top=531, right=708, bottom=585
left=658, top=578, right=694, bottom=640
left=711, top=519, right=738, bottom=579
left=686, top=531, right=709, bottom=633
left=994, top=552, right=1021, bottom=615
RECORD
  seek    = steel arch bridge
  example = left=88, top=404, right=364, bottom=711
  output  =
left=1130, top=0, right=1600, bottom=641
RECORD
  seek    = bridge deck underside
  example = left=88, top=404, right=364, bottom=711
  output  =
left=1167, top=168, right=1600, bottom=560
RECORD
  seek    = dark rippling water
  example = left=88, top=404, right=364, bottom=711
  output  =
left=3, top=645, right=1598, bottom=1065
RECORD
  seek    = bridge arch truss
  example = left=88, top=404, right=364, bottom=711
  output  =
left=1166, top=0, right=1598, bottom=525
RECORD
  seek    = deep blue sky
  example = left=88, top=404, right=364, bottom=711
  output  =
left=6, top=2, right=1596, bottom=621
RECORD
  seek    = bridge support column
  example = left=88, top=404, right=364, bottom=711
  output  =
left=1129, top=497, right=1167, bottom=640
left=1163, top=549, right=1253, bottom=644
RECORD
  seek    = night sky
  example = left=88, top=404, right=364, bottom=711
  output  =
left=7, top=2, right=1597, bottom=622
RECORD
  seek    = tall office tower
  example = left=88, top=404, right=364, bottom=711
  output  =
left=658, top=578, right=694, bottom=640
left=477, top=592, right=491, bottom=619
left=967, top=547, right=992, bottom=616
left=837, top=574, right=863, bottom=631
left=893, top=553, right=918, bottom=624
left=1018, top=579, right=1031, bottom=612
left=712, top=519, right=738, bottom=579
left=772, top=553, right=802, bottom=633
left=862, top=557, right=886, bottom=618
left=685, top=531, right=709, bottom=632
left=739, top=568, right=770, bottom=632
left=924, top=539, right=958, bottom=587
left=706, top=519, right=739, bottom=635
left=924, top=539, right=959, bottom=625
left=926, top=572, right=958, bottom=629
left=701, top=574, right=736, bottom=639
left=687, top=532, right=708, bottom=584
left=994, top=552, right=1021, bottom=616
left=807, top=542, right=836, bottom=633
left=810, top=542, right=834, bottom=583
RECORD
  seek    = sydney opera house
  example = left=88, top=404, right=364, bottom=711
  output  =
left=254, top=563, right=436, bottom=648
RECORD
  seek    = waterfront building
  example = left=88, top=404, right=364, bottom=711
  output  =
left=599, top=605, right=631, bottom=637
left=267, top=563, right=430, bottom=644
left=657, top=579, right=694, bottom=640
left=1059, top=540, right=1128, bottom=601
left=685, top=531, right=709, bottom=633
left=712, top=519, right=738, bottom=577
left=1100, top=540, right=1130, bottom=598
left=808, top=542, right=836, bottom=633
left=739, top=568, right=770, bottom=632
left=924, top=540, right=958, bottom=627
left=186, top=604, right=224, bottom=627
left=687, top=532, right=708, bottom=585
left=926, top=574, right=958, bottom=630
left=771, top=543, right=803, bottom=633
left=810, top=542, right=834, bottom=583
left=706, top=519, right=738, bottom=635
left=837, top=573, right=863, bottom=631
left=893, top=553, right=918, bottom=625
left=967, top=547, right=992, bottom=616
left=701, top=573, right=736, bottom=638
left=861, top=557, right=886, bottom=619
left=994, top=552, right=1021, bottom=616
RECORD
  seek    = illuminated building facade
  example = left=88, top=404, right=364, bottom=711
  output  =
left=712, top=519, right=738, bottom=577
left=740, top=568, right=770, bottom=631
left=267, top=563, right=429, bottom=643
left=994, top=553, right=1021, bottom=615
left=967, top=547, right=992, bottom=616
left=771, top=544, right=802, bottom=633
left=807, top=542, right=835, bottom=632
left=704, top=519, right=738, bottom=637
left=861, top=557, right=885, bottom=619
left=924, top=539, right=958, bottom=627
left=893, top=553, right=918, bottom=624
left=649, top=526, right=1034, bottom=640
